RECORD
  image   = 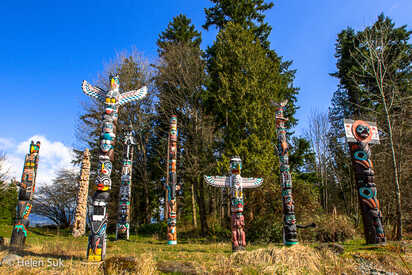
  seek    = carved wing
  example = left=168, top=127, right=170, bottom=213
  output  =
left=82, top=80, right=106, bottom=102
left=118, top=86, right=148, bottom=106
left=204, top=176, right=230, bottom=188
left=241, top=177, right=263, bottom=188
left=271, top=99, right=288, bottom=108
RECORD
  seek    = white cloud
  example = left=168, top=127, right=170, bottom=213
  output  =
left=0, top=135, right=76, bottom=186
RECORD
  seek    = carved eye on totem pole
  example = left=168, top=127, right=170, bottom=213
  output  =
left=100, top=160, right=112, bottom=176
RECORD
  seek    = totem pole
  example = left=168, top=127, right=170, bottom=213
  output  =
left=204, top=157, right=263, bottom=251
left=272, top=100, right=298, bottom=246
left=73, top=149, right=91, bottom=237
left=166, top=115, right=179, bottom=245
left=116, top=124, right=135, bottom=240
left=344, top=119, right=385, bottom=244
left=10, top=141, right=41, bottom=248
left=82, top=75, right=147, bottom=261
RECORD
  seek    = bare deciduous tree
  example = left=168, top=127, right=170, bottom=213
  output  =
left=305, top=109, right=331, bottom=210
left=32, top=169, right=79, bottom=228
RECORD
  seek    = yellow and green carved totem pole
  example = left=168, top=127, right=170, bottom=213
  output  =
left=10, top=141, right=41, bottom=248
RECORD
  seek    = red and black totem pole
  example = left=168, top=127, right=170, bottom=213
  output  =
left=344, top=119, right=385, bottom=244
left=10, top=141, right=41, bottom=248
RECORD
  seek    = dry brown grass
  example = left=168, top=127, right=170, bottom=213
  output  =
left=0, top=225, right=411, bottom=275
left=210, top=244, right=358, bottom=275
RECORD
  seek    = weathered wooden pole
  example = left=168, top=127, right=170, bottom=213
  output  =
left=72, top=149, right=91, bottom=237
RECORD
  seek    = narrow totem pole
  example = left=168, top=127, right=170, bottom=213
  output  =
left=72, top=149, right=91, bottom=237
left=166, top=115, right=179, bottom=245
left=273, top=100, right=298, bottom=246
left=10, top=141, right=41, bottom=248
left=82, top=75, right=147, bottom=261
left=116, top=124, right=135, bottom=240
left=204, top=157, right=263, bottom=251
left=344, top=119, right=385, bottom=244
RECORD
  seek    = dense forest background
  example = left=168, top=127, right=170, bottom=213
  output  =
left=1, top=1, right=410, bottom=243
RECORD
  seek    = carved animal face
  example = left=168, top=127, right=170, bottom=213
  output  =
left=230, top=157, right=242, bottom=175
left=355, top=124, right=370, bottom=139
left=110, top=75, right=120, bottom=91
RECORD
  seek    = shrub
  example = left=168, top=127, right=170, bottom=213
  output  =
left=299, top=212, right=356, bottom=242
left=137, top=222, right=167, bottom=238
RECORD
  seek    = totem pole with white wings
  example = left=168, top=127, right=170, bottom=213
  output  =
left=81, top=75, right=147, bottom=261
left=204, top=157, right=263, bottom=251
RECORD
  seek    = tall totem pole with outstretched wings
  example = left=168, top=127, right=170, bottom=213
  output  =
left=204, top=157, right=263, bottom=251
left=81, top=75, right=147, bottom=261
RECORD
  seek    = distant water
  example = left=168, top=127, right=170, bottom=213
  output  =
left=29, top=214, right=54, bottom=227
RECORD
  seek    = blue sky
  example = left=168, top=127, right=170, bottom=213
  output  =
left=1, top=0, right=411, bottom=182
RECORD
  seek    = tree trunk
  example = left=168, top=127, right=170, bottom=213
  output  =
left=194, top=176, right=208, bottom=236
left=191, top=183, right=197, bottom=228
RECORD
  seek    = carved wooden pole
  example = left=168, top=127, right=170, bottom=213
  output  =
left=116, top=125, right=135, bottom=240
left=204, top=157, right=263, bottom=251
left=273, top=100, right=298, bottom=246
left=82, top=75, right=147, bottom=261
left=72, top=149, right=91, bottom=237
left=344, top=119, right=385, bottom=244
left=10, top=141, right=41, bottom=248
left=167, top=115, right=178, bottom=245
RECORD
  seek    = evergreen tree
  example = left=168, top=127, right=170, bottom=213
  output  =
left=203, top=0, right=274, bottom=48
left=157, top=14, right=202, bottom=56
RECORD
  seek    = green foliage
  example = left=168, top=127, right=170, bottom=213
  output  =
left=203, top=0, right=274, bottom=48
left=247, top=214, right=283, bottom=243
left=157, top=14, right=202, bottom=55
left=299, top=212, right=357, bottom=243
left=0, top=182, right=17, bottom=224
left=137, top=222, right=167, bottom=237
left=205, top=22, right=298, bottom=180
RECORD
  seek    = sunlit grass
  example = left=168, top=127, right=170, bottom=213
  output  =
left=0, top=224, right=410, bottom=274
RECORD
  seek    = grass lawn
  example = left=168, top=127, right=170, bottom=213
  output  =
left=0, top=224, right=411, bottom=274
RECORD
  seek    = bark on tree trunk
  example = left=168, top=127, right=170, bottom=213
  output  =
left=191, top=183, right=197, bottom=228
left=194, top=176, right=208, bottom=236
